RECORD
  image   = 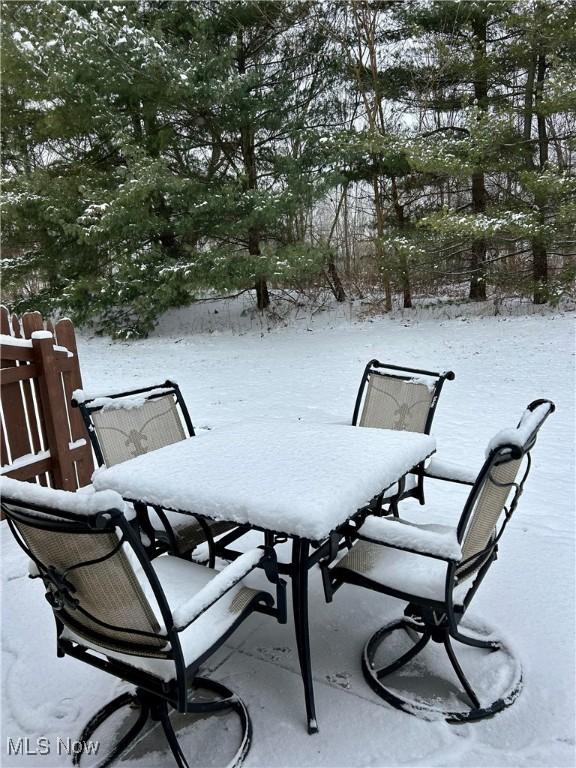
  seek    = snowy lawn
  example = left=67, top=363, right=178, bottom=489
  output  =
left=2, top=307, right=574, bottom=767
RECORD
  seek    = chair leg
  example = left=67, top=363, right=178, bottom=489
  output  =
left=72, top=692, right=149, bottom=768
left=443, top=634, right=481, bottom=710
left=387, top=497, right=400, bottom=518
left=73, top=680, right=251, bottom=768
left=362, top=617, right=521, bottom=723
left=376, top=625, right=431, bottom=680
left=451, top=625, right=501, bottom=651
left=186, top=677, right=252, bottom=768
left=158, top=702, right=190, bottom=768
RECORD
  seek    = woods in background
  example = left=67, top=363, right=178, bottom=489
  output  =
left=2, top=0, right=575, bottom=337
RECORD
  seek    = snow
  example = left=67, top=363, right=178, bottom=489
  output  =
left=335, top=538, right=465, bottom=604
left=486, top=401, right=554, bottom=456
left=425, top=456, right=478, bottom=484
left=0, top=333, right=72, bottom=357
left=67, top=438, right=86, bottom=451
left=171, top=548, right=263, bottom=630
left=359, top=516, right=462, bottom=560
left=79, top=387, right=174, bottom=411
left=406, top=374, right=436, bottom=392
left=0, top=335, right=32, bottom=348
left=0, top=450, right=50, bottom=475
left=0, top=477, right=133, bottom=521
left=1, top=307, right=574, bottom=767
left=30, top=331, right=53, bottom=340
left=72, top=384, right=176, bottom=405
left=92, top=422, right=435, bottom=541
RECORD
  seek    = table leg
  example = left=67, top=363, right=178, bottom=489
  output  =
left=291, top=537, right=319, bottom=734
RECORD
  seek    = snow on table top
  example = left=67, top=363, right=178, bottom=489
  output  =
left=93, top=421, right=435, bottom=540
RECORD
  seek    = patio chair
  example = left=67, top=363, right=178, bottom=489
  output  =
left=352, top=361, right=455, bottom=513
left=72, top=380, right=237, bottom=563
left=324, top=399, right=555, bottom=721
left=0, top=477, right=286, bottom=768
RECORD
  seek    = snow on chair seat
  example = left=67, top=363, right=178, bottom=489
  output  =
left=359, top=515, right=462, bottom=560
left=335, top=540, right=469, bottom=604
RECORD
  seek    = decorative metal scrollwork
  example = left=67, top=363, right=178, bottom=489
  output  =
left=43, top=566, right=79, bottom=611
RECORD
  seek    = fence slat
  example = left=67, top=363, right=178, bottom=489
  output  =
left=11, top=315, right=22, bottom=338
left=0, top=365, right=39, bottom=384
left=1, top=423, right=8, bottom=467
left=0, top=330, right=32, bottom=462
left=2, top=456, right=52, bottom=481
left=21, top=313, right=45, bottom=455
left=0, top=345, right=33, bottom=362
left=0, top=307, right=10, bottom=335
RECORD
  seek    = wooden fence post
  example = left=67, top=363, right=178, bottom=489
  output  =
left=55, top=319, right=94, bottom=487
left=30, top=330, right=77, bottom=490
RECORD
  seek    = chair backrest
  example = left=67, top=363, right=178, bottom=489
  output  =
left=72, top=380, right=193, bottom=468
left=455, top=399, right=555, bottom=583
left=353, top=360, right=455, bottom=434
left=0, top=478, right=172, bottom=658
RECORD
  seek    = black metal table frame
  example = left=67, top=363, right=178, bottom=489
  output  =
left=130, top=472, right=420, bottom=735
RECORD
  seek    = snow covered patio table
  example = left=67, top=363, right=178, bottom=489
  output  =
left=93, top=420, right=435, bottom=733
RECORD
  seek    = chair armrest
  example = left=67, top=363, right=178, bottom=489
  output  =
left=172, top=548, right=265, bottom=631
left=358, top=516, right=462, bottom=562
left=423, top=457, right=477, bottom=486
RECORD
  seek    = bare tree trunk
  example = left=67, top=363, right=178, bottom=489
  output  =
left=532, top=238, right=548, bottom=304
left=469, top=13, right=488, bottom=302
left=238, top=32, right=270, bottom=311
left=391, top=175, right=412, bottom=308
left=343, top=184, right=351, bottom=276
left=349, top=3, right=392, bottom=310
left=327, top=258, right=346, bottom=302
left=469, top=172, right=487, bottom=301
left=326, top=189, right=347, bottom=303
left=373, top=177, right=393, bottom=311
left=533, top=50, right=549, bottom=304
left=255, top=273, right=270, bottom=310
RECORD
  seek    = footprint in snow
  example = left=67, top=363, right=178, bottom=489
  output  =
left=48, top=697, right=79, bottom=721
left=326, top=671, right=351, bottom=689
left=256, top=646, right=292, bottom=663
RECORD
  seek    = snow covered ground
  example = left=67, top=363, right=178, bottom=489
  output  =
left=1, top=303, right=575, bottom=767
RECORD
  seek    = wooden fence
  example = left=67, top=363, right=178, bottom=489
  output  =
left=0, top=308, right=94, bottom=515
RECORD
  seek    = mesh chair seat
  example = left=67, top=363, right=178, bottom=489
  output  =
left=62, top=554, right=263, bottom=682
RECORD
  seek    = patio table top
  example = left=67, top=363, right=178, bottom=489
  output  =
left=93, top=420, right=435, bottom=540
